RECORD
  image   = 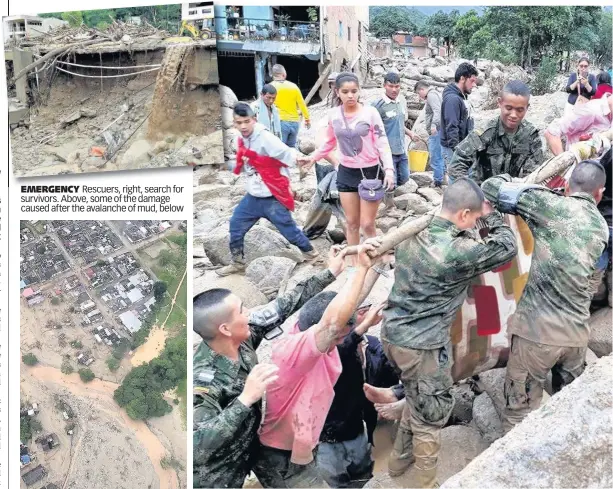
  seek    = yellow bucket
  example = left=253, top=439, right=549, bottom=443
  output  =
left=408, top=149, right=429, bottom=172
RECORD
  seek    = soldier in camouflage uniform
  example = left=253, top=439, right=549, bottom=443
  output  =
left=381, top=178, right=517, bottom=488
left=193, top=247, right=348, bottom=488
left=448, top=81, right=543, bottom=185
left=481, top=163, right=609, bottom=433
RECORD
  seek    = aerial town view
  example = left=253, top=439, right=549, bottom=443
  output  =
left=20, top=220, right=187, bottom=489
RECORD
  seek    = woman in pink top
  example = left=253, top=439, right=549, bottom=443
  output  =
left=302, top=73, right=395, bottom=257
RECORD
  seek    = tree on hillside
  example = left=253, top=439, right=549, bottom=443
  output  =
left=423, top=10, right=460, bottom=53
left=594, top=12, right=612, bottom=67
left=22, top=353, right=38, bottom=366
left=454, top=10, right=483, bottom=50
left=78, top=368, right=95, bottom=383
left=153, top=281, right=168, bottom=301
left=369, top=7, right=417, bottom=40
left=60, top=11, right=83, bottom=27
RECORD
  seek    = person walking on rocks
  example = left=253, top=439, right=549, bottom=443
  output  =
left=415, top=80, right=444, bottom=187
left=271, top=64, right=311, bottom=148
left=440, top=62, right=479, bottom=182
left=448, top=80, right=543, bottom=185
left=300, top=73, right=395, bottom=264
left=381, top=178, right=517, bottom=488
left=480, top=163, right=608, bottom=434
left=252, top=83, right=282, bottom=139
left=216, top=103, right=317, bottom=277
left=254, top=241, right=383, bottom=488
left=193, top=247, right=348, bottom=488
left=372, top=72, right=414, bottom=186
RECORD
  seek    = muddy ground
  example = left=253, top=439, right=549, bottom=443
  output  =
left=11, top=59, right=223, bottom=177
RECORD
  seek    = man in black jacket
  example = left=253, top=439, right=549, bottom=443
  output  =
left=440, top=62, right=479, bottom=183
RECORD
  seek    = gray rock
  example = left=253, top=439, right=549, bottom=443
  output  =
left=120, top=139, right=152, bottom=169
left=195, top=273, right=268, bottom=308
left=472, top=392, right=504, bottom=443
left=298, top=138, right=316, bottom=155
left=410, top=172, right=435, bottom=187
left=393, top=193, right=430, bottom=214
left=417, top=187, right=443, bottom=205
left=219, top=85, right=238, bottom=108
left=588, top=308, right=612, bottom=357
left=246, top=257, right=296, bottom=295
left=475, top=368, right=506, bottom=419
left=221, top=106, right=234, bottom=130
left=441, top=356, right=613, bottom=489
left=193, top=184, right=230, bottom=203
left=376, top=217, right=399, bottom=233
left=295, top=187, right=316, bottom=202
left=202, top=224, right=304, bottom=266
left=80, top=156, right=106, bottom=172
left=393, top=178, right=419, bottom=196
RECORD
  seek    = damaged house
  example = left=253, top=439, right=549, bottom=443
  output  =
left=6, top=16, right=223, bottom=176
left=214, top=5, right=369, bottom=101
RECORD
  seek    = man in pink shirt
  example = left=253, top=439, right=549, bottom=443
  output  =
left=545, top=94, right=612, bottom=155
left=253, top=240, right=385, bottom=488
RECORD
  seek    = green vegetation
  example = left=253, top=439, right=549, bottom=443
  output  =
left=106, top=357, right=120, bottom=372
left=51, top=297, right=60, bottom=306
left=20, top=417, right=42, bottom=441
left=61, top=360, right=74, bottom=375
left=153, top=281, right=168, bottom=301
left=114, top=332, right=187, bottom=420
left=22, top=353, right=38, bottom=366
left=369, top=6, right=611, bottom=68
left=532, top=56, right=560, bottom=96
left=112, top=338, right=131, bottom=360
left=160, top=455, right=185, bottom=472
left=78, top=368, right=95, bottom=383
left=40, top=6, right=182, bottom=32
left=70, top=340, right=82, bottom=349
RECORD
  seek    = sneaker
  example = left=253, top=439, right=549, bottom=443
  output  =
left=432, top=181, right=443, bottom=188
left=215, top=261, right=246, bottom=277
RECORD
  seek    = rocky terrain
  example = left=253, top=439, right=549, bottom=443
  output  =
left=194, top=54, right=612, bottom=487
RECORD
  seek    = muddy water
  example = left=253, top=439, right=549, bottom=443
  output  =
left=131, top=326, right=169, bottom=366
left=26, top=365, right=179, bottom=489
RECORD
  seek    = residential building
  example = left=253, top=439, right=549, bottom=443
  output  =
left=213, top=5, right=368, bottom=101
left=3, top=15, right=67, bottom=43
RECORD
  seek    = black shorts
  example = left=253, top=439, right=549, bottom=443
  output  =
left=336, top=164, right=383, bottom=193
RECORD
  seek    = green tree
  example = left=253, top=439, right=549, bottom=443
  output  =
left=51, top=297, right=60, bottom=306
left=78, top=368, right=95, bottom=383
left=532, top=56, right=559, bottom=95
left=594, top=12, right=612, bottom=67
left=369, top=7, right=417, bottom=40
left=22, top=353, right=38, bottom=366
left=153, top=281, right=168, bottom=301
left=106, top=357, right=120, bottom=372
left=70, top=340, right=82, bottom=349
left=423, top=10, right=460, bottom=52
left=61, top=11, right=84, bottom=27
left=61, top=360, right=74, bottom=375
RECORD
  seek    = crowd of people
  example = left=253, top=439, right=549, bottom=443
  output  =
left=194, top=59, right=612, bottom=489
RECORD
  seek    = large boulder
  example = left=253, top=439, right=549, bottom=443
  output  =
left=441, top=356, right=613, bottom=489
left=195, top=272, right=268, bottom=308
left=201, top=224, right=304, bottom=266
left=410, top=172, right=434, bottom=187
left=394, top=178, right=419, bottom=196
left=120, top=139, right=152, bottom=169
left=393, top=193, right=431, bottom=214
left=417, top=187, right=443, bottom=205
left=424, top=65, right=455, bottom=83
left=588, top=307, right=612, bottom=357
left=219, top=85, right=238, bottom=108
left=475, top=368, right=506, bottom=419
left=246, top=256, right=296, bottom=296
left=221, top=106, right=234, bottom=130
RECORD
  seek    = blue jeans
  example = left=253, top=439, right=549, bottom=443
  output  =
left=596, top=227, right=613, bottom=271
left=442, top=146, right=454, bottom=183
left=316, top=430, right=374, bottom=488
left=429, top=133, right=444, bottom=184
left=229, top=194, right=313, bottom=257
left=280, top=121, right=300, bottom=148
left=392, top=153, right=410, bottom=186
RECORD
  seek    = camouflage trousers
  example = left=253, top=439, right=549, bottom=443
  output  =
left=382, top=341, right=455, bottom=480
left=502, top=334, right=586, bottom=433
left=252, top=444, right=329, bottom=488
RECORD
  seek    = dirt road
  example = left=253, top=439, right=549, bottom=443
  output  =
left=24, top=365, right=179, bottom=489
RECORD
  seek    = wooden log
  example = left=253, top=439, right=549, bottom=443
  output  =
left=304, top=63, right=332, bottom=105
left=344, top=134, right=612, bottom=258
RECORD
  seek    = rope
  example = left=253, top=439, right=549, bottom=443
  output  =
left=54, top=66, right=160, bottom=78
left=56, top=60, right=162, bottom=70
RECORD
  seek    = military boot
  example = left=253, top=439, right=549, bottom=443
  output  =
left=413, top=466, right=439, bottom=488
left=388, top=428, right=414, bottom=477
left=215, top=255, right=246, bottom=277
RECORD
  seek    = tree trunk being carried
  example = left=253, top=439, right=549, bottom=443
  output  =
left=344, top=133, right=612, bottom=258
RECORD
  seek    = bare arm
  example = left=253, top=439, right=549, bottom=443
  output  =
left=544, top=130, right=564, bottom=156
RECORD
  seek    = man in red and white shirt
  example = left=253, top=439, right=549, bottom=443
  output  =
left=545, top=94, right=612, bottom=155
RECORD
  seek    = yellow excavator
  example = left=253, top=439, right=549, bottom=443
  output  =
left=179, top=20, right=214, bottom=40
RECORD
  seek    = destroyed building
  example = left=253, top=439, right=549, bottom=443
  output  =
left=6, top=19, right=223, bottom=176
left=22, top=464, right=47, bottom=486
left=214, top=5, right=369, bottom=101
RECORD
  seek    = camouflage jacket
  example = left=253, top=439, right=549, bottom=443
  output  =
left=448, top=117, right=543, bottom=184
left=193, top=269, right=336, bottom=488
left=482, top=175, right=609, bottom=347
left=382, top=214, right=517, bottom=350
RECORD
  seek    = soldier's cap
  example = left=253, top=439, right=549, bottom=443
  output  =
left=297, top=291, right=357, bottom=332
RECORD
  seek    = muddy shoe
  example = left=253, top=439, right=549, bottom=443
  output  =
left=388, top=429, right=414, bottom=477
left=302, top=249, right=320, bottom=262
left=413, top=466, right=439, bottom=488
left=215, top=261, right=246, bottom=277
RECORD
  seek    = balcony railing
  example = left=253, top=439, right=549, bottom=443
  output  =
left=215, top=17, right=319, bottom=43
